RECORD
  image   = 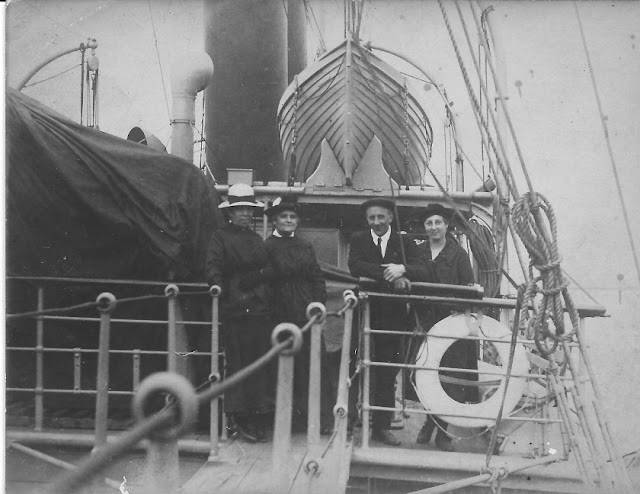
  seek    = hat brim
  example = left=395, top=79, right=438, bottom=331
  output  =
left=360, top=198, right=396, bottom=212
left=219, top=201, right=265, bottom=209
left=265, top=203, right=302, bottom=218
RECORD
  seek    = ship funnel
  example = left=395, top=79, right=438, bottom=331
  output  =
left=170, top=52, right=214, bottom=162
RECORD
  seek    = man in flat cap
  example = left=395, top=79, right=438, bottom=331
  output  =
left=348, top=197, right=432, bottom=446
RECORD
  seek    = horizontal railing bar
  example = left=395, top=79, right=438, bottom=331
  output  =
left=366, top=360, right=575, bottom=380
left=7, top=275, right=208, bottom=288
left=39, top=315, right=212, bottom=326
left=366, top=405, right=563, bottom=423
left=360, top=291, right=606, bottom=317
left=6, top=346, right=223, bottom=357
left=7, top=387, right=133, bottom=395
left=368, top=329, right=580, bottom=346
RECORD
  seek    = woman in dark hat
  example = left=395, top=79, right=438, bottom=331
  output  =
left=264, top=196, right=332, bottom=433
left=415, top=203, right=478, bottom=451
left=205, top=184, right=275, bottom=442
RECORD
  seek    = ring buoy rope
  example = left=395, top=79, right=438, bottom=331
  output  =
left=414, top=313, right=529, bottom=428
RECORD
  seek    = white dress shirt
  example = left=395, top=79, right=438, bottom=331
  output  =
left=370, top=228, right=391, bottom=258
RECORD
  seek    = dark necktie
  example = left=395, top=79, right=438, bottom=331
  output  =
left=377, top=236, right=383, bottom=258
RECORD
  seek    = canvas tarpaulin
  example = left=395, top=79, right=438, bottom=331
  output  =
left=6, top=88, right=222, bottom=281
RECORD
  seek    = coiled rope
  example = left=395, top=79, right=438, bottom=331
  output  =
left=511, top=192, right=580, bottom=355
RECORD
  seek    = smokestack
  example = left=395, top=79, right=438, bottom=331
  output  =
left=170, top=52, right=214, bottom=162
left=205, top=0, right=288, bottom=183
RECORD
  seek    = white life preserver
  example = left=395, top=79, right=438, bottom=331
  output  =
left=414, top=313, right=529, bottom=428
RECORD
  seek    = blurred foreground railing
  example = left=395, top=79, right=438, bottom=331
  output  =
left=6, top=274, right=357, bottom=493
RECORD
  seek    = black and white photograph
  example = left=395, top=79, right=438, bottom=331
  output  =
left=4, top=1, right=640, bottom=492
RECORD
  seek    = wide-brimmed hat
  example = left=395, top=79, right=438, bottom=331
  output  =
left=264, top=196, right=302, bottom=218
left=360, top=197, right=396, bottom=214
left=420, top=203, right=452, bottom=222
left=218, top=183, right=265, bottom=209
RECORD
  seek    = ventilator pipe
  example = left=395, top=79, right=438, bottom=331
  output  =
left=170, top=52, right=214, bottom=162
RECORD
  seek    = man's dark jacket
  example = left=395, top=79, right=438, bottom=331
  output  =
left=348, top=230, right=432, bottom=328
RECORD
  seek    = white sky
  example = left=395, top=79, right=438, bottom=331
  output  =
left=5, top=0, right=640, bottom=292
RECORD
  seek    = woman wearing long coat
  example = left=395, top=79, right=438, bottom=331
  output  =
left=416, top=203, right=478, bottom=451
left=206, top=184, right=275, bottom=442
left=263, top=196, right=331, bottom=432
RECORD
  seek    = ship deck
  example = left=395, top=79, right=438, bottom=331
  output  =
left=6, top=408, right=590, bottom=494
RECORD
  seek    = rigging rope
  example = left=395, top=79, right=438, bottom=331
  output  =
left=438, top=0, right=519, bottom=202
left=573, top=2, right=640, bottom=286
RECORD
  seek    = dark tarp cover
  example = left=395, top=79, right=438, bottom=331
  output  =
left=6, top=88, right=223, bottom=281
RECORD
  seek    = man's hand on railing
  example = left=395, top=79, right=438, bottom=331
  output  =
left=392, top=276, right=411, bottom=293
left=382, top=263, right=406, bottom=282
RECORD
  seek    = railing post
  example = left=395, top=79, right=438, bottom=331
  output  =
left=133, top=372, right=198, bottom=494
left=334, top=291, right=357, bottom=442
left=35, top=286, right=44, bottom=431
left=93, top=292, right=117, bottom=450
left=361, top=297, right=371, bottom=449
left=165, top=284, right=179, bottom=373
left=271, top=323, right=303, bottom=492
left=306, top=302, right=327, bottom=450
left=208, top=285, right=222, bottom=462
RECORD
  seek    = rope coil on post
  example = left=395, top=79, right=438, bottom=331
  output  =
left=131, top=372, right=198, bottom=441
left=271, top=323, right=304, bottom=356
left=164, top=283, right=179, bottom=298
left=306, top=301, right=327, bottom=323
left=96, top=292, right=117, bottom=314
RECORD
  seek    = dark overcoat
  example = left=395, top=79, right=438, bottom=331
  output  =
left=420, top=236, right=478, bottom=404
left=205, top=223, right=274, bottom=414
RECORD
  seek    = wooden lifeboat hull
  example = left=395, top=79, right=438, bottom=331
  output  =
left=277, top=37, right=433, bottom=188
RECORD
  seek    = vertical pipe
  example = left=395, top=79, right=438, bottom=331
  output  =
left=73, top=349, right=81, bottom=391
left=361, top=300, right=371, bottom=449
left=335, top=293, right=356, bottom=442
left=35, top=286, right=44, bottom=431
left=307, top=320, right=322, bottom=449
left=133, top=350, right=141, bottom=392
left=209, top=286, right=222, bottom=462
left=262, top=205, right=269, bottom=240
left=94, top=293, right=116, bottom=450
left=143, top=439, right=180, bottom=494
left=273, top=353, right=295, bottom=492
left=165, top=285, right=179, bottom=373
left=169, top=53, right=214, bottom=162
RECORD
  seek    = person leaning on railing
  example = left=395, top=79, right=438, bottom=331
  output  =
left=205, top=183, right=276, bottom=443
left=348, top=197, right=433, bottom=447
left=264, top=195, right=333, bottom=435
left=414, top=203, right=479, bottom=452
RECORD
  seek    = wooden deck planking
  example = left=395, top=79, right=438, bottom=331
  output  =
left=179, top=433, right=317, bottom=494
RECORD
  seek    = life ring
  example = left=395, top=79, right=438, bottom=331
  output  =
left=414, top=313, right=529, bottom=428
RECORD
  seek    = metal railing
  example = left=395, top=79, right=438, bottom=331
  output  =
left=45, top=296, right=353, bottom=493
left=5, top=275, right=359, bottom=493
left=351, top=283, right=634, bottom=494
left=6, top=276, right=220, bottom=448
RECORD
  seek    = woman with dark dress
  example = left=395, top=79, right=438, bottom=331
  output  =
left=263, top=196, right=332, bottom=433
left=415, top=203, right=478, bottom=452
left=205, top=184, right=275, bottom=442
